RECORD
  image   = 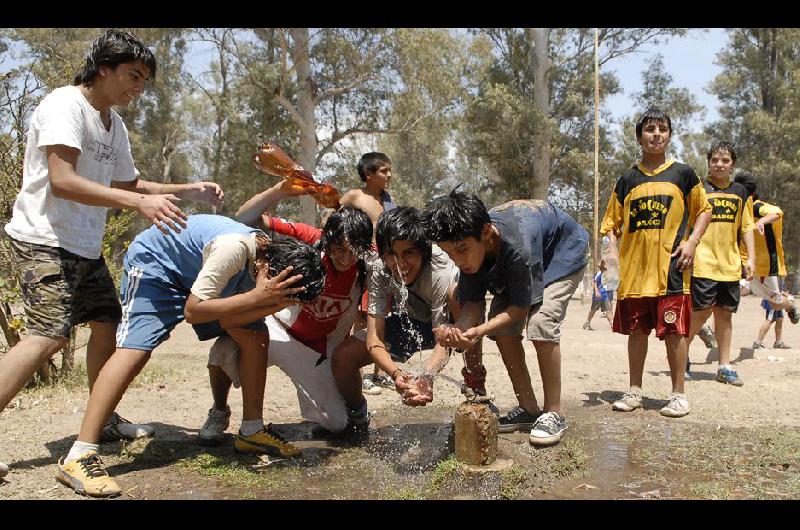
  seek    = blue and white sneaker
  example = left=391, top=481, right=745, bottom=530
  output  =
left=716, top=367, right=743, bottom=386
left=529, top=412, right=567, bottom=446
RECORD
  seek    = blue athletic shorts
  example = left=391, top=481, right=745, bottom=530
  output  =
left=762, top=298, right=784, bottom=322
left=384, top=313, right=435, bottom=362
left=115, top=264, right=267, bottom=351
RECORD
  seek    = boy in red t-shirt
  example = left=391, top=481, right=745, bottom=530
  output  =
left=198, top=181, right=375, bottom=444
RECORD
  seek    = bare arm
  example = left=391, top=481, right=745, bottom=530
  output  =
left=673, top=210, right=712, bottom=272
left=47, top=145, right=187, bottom=234
left=434, top=300, right=527, bottom=351
left=236, top=181, right=314, bottom=227
left=184, top=266, right=304, bottom=325
left=116, top=178, right=224, bottom=207
left=755, top=213, right=781, bottom=234
left=742, top=229, right=756, bottom=280
left=365, top=315, right=402, bottom=379
left=467, top=304, right=528, bottom=341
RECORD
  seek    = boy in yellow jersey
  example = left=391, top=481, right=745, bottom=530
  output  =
left=684, top=142, right=755, bottom=386
left=601, top=108, right=712, bottom=418
left=734, top=173, right=799, bottom=324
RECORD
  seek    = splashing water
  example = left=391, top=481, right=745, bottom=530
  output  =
left=388, top=260, right=430, bottom=380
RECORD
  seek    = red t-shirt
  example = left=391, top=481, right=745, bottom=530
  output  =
left=264, top=216, right=363, bottom=354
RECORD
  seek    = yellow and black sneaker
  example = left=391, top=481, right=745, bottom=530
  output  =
left=56, top=452, right=122, bottom=498
left=234, top=424, right=301, bottom=458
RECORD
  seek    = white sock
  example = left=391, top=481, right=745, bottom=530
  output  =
left=719, top=364, right=732, bottom=371
left=239, top=419, right=264, bottom=436
left=65, top=441, right=99, bottom=464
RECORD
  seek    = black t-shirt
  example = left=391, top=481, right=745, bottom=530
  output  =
left=458, top=200, right=589, bottom=309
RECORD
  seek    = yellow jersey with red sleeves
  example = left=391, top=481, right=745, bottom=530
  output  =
left=740, top=200, right=786, bottom=277
left=600, top=160, right=711, bottom=300
left=692, top=179, right=754, bottom=282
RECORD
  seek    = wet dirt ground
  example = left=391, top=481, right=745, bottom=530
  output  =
left=2, top=294, right=799, bottom=500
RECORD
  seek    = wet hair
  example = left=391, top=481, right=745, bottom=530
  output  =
left=255, top=235, right=325, bottom=302
left=356, top=152, right=391, bottom=182
left=707, top=141, right=737, bottom=163
left=318, top=207, right=336, bottom=228
left=319, top=206, right=372, bottom=257
left=635, top=107, right=672, bottom=139
left=734, top=172, right=758, bottom=200
left=376, top=206, right=432, bottom=261
left=422, top=189, right=490, bottom=243
left=73, top=30, right=157, bottom=87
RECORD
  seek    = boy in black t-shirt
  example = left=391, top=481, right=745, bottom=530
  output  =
left=422, top=192, right=588, bottom=446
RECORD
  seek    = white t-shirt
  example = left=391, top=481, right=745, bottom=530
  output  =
left=367, top=244, right=459, bottom=328
left=5, top=85, right=137, bottom=259
left=190, top=233, right=258, bottom=301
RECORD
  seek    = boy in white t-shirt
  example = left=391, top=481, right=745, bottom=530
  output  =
left=332, top=206, right=487, bottom=420
left=0, top=30, right=223, bottom=478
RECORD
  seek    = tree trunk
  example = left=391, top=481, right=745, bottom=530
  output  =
left=0, top=301, right=20, bottom=350
left=211, top=29, right=231, bottom=215
left=291, top=28, right=320, bottom=226
left=528, top=28, right=551, bottom=200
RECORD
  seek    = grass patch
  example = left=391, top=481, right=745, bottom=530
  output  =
left=176, top=453, right=281, bottom=490
left=550, top=439, right=589, bottom=477
left=629, top=424, right=800, bottom=499
left=429, top=454, right=460, bottom=490
left=499, top=464, right=527, bottom=499
left=14, top=360, right=184, bottom=404
left=383, top=487, right=427, bottom=500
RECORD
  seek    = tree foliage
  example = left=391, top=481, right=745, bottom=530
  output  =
left=708, top=28, right=800, bottom=271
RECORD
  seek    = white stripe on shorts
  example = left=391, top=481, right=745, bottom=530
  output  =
left=116, top=266, right=144, bottom=347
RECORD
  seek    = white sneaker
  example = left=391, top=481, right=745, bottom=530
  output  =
left=529, top=412, right=567, bottom=446
left=612, top=388, right=643, bottom=412
left=362, top=376, right=382, bottom=395
left=0, top=460, right=8, bottom=479
left=198, top=406, right=231, bottom=446
left=100, top=412, right=155, bottom=443
left=659, top=393, right=690, bottom=418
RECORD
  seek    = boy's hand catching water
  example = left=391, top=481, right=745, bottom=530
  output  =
left=435, top=324, right=479, bottom=350
left=401, top=374, right=433, bottom=407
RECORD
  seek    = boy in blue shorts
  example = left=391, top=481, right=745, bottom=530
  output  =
left=56, top=214, right=324, bottom=497
left=583, top=259, right=613, bottom=330
left=200, top=181, right=374, bottom=442
left=754, top=295, right=792, bottom=349
left=422, top=193, right=589, bottom=446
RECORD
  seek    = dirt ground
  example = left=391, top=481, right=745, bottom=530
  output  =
left=2, top=293, right=799, bottom=500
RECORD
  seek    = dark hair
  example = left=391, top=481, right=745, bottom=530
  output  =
left=376, top=206, right=432, bottom=261
left=422, top=189, right=490, bottom=243
left=320, top=206, right=373, bottom=257
left=256, top=236, right=325, bottom=302
left=73, top=30, right=157, bottom=87
left=707, top=141, right=737, bottom=163
left=733, top=172, right=758, bottom=200
left=635, top=107, right=672, bottom=139
left=356, top=152, right=391, bottom=182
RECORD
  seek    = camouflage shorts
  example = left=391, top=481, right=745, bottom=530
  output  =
left=8, top=237, right=122, bottom=339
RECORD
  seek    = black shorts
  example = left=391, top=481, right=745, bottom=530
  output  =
left=691, top=277, right=740, bottom=312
